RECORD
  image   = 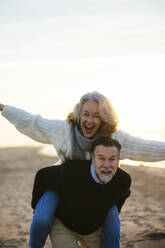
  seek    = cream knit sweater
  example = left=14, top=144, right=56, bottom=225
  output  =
left=2, top=105, right=165, bottom=163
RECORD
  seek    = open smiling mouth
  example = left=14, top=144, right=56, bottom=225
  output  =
left=84, top=125, right=95, bottom=132
left=100, top=170, right=113, bottom=175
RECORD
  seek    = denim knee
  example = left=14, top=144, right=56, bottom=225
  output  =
left=102, top=205, right=120, bottom=248
left=29, top=191, right=58, bottom=248
left=103, top=205, right=120, bottom=231
left=33, top=190, right=58, bottom=227
left=33, top=211, right=54, bottom=229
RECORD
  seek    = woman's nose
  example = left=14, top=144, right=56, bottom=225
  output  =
left=87, top=116, right=94, bottom=123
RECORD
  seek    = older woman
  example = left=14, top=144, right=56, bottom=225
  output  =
left=0, top=92, right=165, bottom=248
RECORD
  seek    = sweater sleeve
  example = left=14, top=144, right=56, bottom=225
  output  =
left=1, top=105, right=66, bottom=145
left=31, top=166, right=61, bottom=209
left=112, top=129, right=165, bottom=162
left=117, top=190, right=131, bottom=213
left=116, top=170, right=131, bottom=213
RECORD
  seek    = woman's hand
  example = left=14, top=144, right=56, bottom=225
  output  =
left=0, top=104, right=4, bottom=111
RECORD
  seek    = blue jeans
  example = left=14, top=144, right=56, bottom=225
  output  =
left=29, top=191, right=120, bottom=248
left=102, top=204, right=120, bottom=248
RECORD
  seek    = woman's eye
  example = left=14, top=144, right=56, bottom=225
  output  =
left=93, top=115, right=99, bottom=118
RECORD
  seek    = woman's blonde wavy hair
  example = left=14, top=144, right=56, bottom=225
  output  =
left=67, top=91, right=119, bottom=135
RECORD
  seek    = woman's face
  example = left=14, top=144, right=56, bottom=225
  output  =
left=80, top=100, right=102, bottom=138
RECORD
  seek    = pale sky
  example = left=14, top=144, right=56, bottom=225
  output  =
left=0, top=0, right=165, bottom=147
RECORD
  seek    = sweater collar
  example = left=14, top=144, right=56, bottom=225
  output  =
left=71, top=125, right=100, bottom=160
left=75, top=125, right=100, bottom=152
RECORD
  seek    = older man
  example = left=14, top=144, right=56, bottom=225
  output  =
left=30, top=137, right=131, bottom=248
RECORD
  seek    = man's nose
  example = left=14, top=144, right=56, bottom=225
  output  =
left=103, top=160, right=110, bottom=168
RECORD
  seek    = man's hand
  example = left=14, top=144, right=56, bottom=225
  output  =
left=0, top=104, right=4, bottom=111
left=77, top=240, right=88, bottom=248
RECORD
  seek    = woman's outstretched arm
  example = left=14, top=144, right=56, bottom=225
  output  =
left=0, top=104, right=68, bottom=146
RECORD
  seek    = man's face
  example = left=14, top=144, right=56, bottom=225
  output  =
left=92, top=145, right=119, bottom=183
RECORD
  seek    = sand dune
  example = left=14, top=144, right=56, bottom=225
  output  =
left=0, top=147, right=165, bottom=247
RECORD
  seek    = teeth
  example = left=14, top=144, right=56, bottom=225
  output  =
left=101, top=169, right=112, bottom=174
left=85, top=126, right=93, bottom=129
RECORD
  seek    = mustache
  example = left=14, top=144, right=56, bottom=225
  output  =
left=99, top=168, right=113, bottom=173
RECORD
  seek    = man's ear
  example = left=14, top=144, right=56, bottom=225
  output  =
left=117, top=155, right=120, bottom=166
left=91, top=153, right=94, bottom=163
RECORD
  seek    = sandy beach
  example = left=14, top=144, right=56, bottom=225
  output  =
left=0, top=146, right=165, bottom=248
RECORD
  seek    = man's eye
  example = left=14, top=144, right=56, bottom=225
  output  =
left=99, top=158, right=104, bottom=161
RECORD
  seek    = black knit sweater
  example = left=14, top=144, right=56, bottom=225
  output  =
left=32, top=160, right=131, bottom=235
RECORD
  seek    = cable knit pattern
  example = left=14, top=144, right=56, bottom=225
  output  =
left=112, top=130, right=165, bottom=161
left=2, top=105, right=165, bottom=163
